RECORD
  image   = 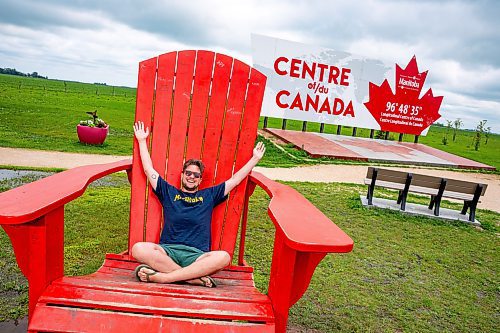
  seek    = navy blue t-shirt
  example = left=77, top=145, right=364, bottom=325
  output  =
left=153, top=176, right=227, bottom=252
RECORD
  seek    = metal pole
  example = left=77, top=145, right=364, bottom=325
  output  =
left=281, top=119, right=287, bottom=130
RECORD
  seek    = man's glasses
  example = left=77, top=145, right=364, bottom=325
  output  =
left=184, top=170, right=201, bottom=178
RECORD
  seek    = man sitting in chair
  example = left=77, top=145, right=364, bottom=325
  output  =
left=132, top=121, right=265, bottom=287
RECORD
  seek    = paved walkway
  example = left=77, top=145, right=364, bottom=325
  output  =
left=266, top=129, right=496, bottom=170
left=1, top=147, right=499, bottom=213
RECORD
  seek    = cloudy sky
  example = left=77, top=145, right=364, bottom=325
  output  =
left=1, top=0, right=499, bottom=132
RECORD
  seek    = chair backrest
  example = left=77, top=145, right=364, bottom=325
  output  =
left=128, top=50, right=266, bottom=259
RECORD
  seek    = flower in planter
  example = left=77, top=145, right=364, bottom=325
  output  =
left=79, top=110, right=108, bottom=128
left=77, top=110, right=109, bottom=145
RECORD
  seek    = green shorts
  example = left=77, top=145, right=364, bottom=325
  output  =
left=159, top=243, right=206, bottom=267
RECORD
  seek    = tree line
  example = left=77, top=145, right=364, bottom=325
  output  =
left=0, top=67, right=48, bottom=79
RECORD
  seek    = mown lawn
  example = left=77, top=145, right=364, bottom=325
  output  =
left=1, top=173, right=498, bottom=332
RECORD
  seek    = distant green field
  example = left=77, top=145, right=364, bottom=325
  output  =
left=1, top=74, right=498, bottom=169
left=0, top=74, right=136, bottom=155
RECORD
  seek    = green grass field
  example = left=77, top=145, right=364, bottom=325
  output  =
left=0, top=174, right=498, bottom=332
left=1, top=74, right=498, bottom=170
left=0, top=74, right=136, bottom=155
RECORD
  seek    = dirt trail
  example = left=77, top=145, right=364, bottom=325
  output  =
left=1, top=147, right=499, bottom=213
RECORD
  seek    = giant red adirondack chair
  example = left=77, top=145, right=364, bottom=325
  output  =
left=0, top=50, right=353, bottom=332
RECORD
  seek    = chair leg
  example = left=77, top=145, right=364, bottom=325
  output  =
left=434, top=200, right=441, bottom=216
left=367, top=169, right=378, bottom=205
left=429, top=195, right=435, bottom=209
left=467, top=184, right=483, bottom=222
left=469, top=206, right=476, bottom=222
left=433, top=179, right=447, bottom=216
left=400, top=173, right=413, bottom=211
left=461, top=202, right=469, bottom=215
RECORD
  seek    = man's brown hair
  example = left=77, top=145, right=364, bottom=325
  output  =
left=182, top=159, right=205, bottom=175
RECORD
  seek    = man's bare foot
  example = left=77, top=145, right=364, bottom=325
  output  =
left=135, top=264, right=158, bottom=282
left=186, top=276, right=217, bottom=288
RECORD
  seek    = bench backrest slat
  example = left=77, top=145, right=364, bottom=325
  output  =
left=445, top=179, right=487, bottom=195
left=366, top=167, right=487, bottom=195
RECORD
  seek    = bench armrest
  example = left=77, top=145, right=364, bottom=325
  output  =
left=0, top=159, right=132, bottom=225
left=249, top=171, right=353, bottom=253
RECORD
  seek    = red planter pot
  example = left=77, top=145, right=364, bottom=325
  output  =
left=77, top=124, right=109, bottom=145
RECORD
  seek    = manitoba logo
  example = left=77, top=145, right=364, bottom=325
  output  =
left=398, top=75, right=420, bottom=91
left=364, top=56, right=443, bottom=136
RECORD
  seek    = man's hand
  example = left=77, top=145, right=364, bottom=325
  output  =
left=134, top=121, right=150, bottom=142
left=224, top=142, right=266, bottom=196
left=253, top=141, right=266, bottom=161
left=133, top=121, right=159, bottom=190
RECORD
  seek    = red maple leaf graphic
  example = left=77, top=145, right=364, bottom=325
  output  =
left=364, top=56, right=443, bottom=136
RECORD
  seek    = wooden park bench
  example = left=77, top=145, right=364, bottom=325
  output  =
left=0, top=50, right=353, bottom=333
left=364, top=167, right=487, bottom=222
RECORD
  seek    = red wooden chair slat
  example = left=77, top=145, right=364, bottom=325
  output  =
left=129, top=57, right=157, bottom=250
left=39, top=284, right=274, bottom=322
left=145, top=52, right=177, bottom=243
left=220, top=68, right=267, bottom=255
left=165, top=50, right=196, bottom=187
left=53, top=277, right=267, bottom=302
left=199, top=53, right=233, bottom=187
left=185, top=50, right=215, bottom=160
left=211, top=59, right=251, bottom=250
left=30, top=306, right=275, bottom=333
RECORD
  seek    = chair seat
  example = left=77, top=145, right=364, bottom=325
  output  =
left=28, top=256, right=275, bottom=333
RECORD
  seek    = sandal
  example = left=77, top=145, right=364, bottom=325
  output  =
left=200, top=276, right=217, bottom=288
left=134, top=264, right=157, bottom=282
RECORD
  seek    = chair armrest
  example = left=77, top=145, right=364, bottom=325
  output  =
left=249, top=171, right=353, bottom=253
left=248, top=171, right=353, bottom=330
left=0, top=159, right=132, bottom=225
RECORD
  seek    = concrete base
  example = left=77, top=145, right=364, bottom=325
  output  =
left=360, top=195, right=481, bottom=226
left=266, top=129, right=496, bottom=171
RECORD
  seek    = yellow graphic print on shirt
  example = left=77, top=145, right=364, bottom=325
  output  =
left=174, top=194, right=204, bottom=204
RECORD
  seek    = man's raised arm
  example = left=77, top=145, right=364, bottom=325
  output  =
left=133, top=121, right=160, bottom=190
left=224, top=142, right=266, bottom=196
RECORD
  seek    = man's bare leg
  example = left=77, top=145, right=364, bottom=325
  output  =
left=132, top=242, right=180, bottom=272
left=132, top=242, right=230, bottom=286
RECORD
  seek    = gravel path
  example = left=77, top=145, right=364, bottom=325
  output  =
left=1, top=147, right=499, bottom=213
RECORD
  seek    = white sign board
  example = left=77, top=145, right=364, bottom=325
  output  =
left=251, top=34, right=394, bottom=129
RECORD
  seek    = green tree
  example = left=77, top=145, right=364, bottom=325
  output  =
left=452, top=118, right=463, bottom=142
left=485, top=126, right=491, bottom=145
left=472, top=120, right=487, bottom=151
left=442, top=120, right=452, bottom=145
